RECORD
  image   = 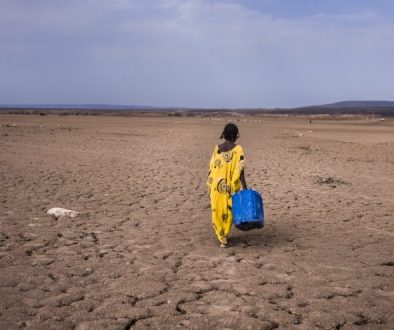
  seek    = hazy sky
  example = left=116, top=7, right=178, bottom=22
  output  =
left=1, top=0, right=394, bottom=108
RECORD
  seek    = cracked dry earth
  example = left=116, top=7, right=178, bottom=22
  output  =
left=0, top=114, right=393, bottom=329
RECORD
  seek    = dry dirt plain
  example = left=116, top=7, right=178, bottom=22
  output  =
left=0, top=114, right=393, bottom=329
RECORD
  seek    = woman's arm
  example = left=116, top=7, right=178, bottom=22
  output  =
left=240, top=170, right=247, bottom=190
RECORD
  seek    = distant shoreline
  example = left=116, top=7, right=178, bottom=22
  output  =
left=0, top=106, right=393, bottom=117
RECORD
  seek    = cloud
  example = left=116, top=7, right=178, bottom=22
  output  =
left=0, top=0, right=393, bottom=107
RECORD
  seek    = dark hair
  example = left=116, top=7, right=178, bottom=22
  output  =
left=220, top=123, right=239, bottom=142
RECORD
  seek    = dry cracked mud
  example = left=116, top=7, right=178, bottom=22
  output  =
left=0, top=114, right=393, bottom=329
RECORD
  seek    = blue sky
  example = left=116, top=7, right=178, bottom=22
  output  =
left=0, top=0, right=393, bottom=108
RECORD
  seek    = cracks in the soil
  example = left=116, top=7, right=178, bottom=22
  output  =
left=319, top=289, right=361, bottom=300
left=171, top=252, right=189, bottom=274
left=80, top=232, right=99, bottom=244
left=288, top=307, right=303, bottom=325
left=172, top=259, right=183, bottom=274
left=123, top=313, right=153, bottom=330
left=126, top=294, right=142, bottom=307
left=285, top=285, right=294, bottom=299
left=175, top=303, right=187, bottom=315
left=352, top=313, right=386, bottom=326
left=335, top=320, right=347, bottom=329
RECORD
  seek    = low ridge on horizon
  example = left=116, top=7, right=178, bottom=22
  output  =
left=301, top=100, right=394, bottom=109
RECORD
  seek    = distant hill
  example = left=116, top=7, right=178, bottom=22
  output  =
left=284, top=100, right=394, bottom=116
left=303, top=100, right=394, bottom=108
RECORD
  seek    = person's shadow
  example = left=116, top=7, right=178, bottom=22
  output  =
left=229, top=222, right=295, bottom=248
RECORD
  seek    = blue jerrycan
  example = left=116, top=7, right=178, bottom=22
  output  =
left=232, top=189, right=264, bottom=231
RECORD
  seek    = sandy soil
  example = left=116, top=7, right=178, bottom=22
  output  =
left=0, top=114, right=393, bottom=329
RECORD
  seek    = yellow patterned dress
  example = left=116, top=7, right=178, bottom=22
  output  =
left=207, top=145, right=245, bottom=244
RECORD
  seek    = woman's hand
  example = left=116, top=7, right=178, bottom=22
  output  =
left=240, top=170, right=247, bottom=190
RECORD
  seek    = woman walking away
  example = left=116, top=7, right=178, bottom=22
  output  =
left=207, top=123, right=247, bottom=247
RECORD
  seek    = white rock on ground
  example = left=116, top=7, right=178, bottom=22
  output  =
left=47, top=207, right=79, bottom=219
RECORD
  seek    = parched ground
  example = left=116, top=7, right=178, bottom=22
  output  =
left=0, top=114, right=393, bottom=329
